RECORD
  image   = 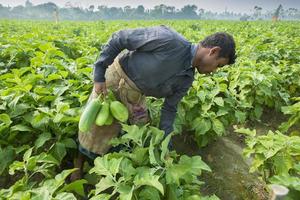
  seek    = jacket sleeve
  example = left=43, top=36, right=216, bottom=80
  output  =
left=159, top=87, right=189, bottom=137
left=93, top=25, right=172, bottom=82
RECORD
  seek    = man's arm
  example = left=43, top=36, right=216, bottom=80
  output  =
left=159, top=87, right=189, bottom=137
left=93, top=26, right=172, bottom=83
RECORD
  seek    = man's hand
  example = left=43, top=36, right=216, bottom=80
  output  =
left=94, top=82, right=107, bottom=96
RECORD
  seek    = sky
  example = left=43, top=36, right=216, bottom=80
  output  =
left=0, top=0, right=299, bottom=14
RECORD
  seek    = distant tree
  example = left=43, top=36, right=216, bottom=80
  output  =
left=273, top=4, right=283, bottom=21
left=286, top=8, right=298, bottom=19
left=136, top=5, right=145, bottom=15
left=240, top=14, right=250, bottom=21
left=11, top=5, right=25, bottom=13
left=254, top=6, right=262, bottom=19
left=1, top=2, right=299, bottom=21
left=25, top=0, right=33, bottom=8
left=89, top=5, right=95, bottom=12
left=109, top=7, right=123, bottom=19
left=36, top=2, right=57, bottom=12
left=123, top=5, right=134, bottom=18
left=166, top=6, right=175, bottom=14
left=198, top=8, right=205, bottom=15
left=97, top=5, right=109, bottom=18
left=151, top=4, right=167, bottom=18
left=180, top=5, right=198, bottom=18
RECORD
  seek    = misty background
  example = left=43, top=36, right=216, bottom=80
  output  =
left=0, top=0, right=299, bottom=20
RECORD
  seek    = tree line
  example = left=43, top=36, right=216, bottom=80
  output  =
left=0, top=1, right=299, bottom=21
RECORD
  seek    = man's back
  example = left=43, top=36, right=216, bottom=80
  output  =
left=95, top=25, right=196, bottom=97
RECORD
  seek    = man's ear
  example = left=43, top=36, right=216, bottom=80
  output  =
left=208, top=46, right=221, bottom=56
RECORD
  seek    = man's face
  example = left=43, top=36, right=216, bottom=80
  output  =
left=196, top=47, right=229, bottom=74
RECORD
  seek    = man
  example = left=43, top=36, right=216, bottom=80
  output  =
left=71, top=25, right=236, bottom=181
left=93, top=25, right=236, bottom=136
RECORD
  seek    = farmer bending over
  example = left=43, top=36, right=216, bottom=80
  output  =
left=71, top=25, right=236, bottom=181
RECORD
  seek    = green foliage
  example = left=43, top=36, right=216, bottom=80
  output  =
left=0, top=146, right=87, bottom=199
left=279, top=97, right=300, bottom=133
left=0, top=168, right=86, bottom=199
left=89, top=124, right=212, bottom=200
left=235, top=127, right=300, bottom=193
left=0, top=20, right=299, bottom=199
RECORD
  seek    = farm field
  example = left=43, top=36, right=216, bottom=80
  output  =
left=0, top=20, right=300, bottom=200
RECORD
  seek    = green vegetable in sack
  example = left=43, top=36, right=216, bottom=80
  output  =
left=110, top=101, right=129, bottom=122
left=95, top=101, right=110, bottom=126
left=104, top=113, right=113, bottom=125
left=79, top=97, right=102, bottom=133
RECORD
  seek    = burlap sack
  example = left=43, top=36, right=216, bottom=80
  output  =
left=78, top=57, right=149, bottom=155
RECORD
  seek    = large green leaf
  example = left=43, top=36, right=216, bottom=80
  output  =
left=34, top=132, right=52, bottom=149
left=0, top=146, right=15, bottom=175
left=94, top=176, right=115, bottom=195
left=118, top=184, right=134, bottom=200
left=90, top=155, right=123, bottom=177
left=212, top=118, right=225, bottom=136
left=179, top=155, right=211, bottom=173
left=134, top=167, right=164, bottom=195
left=139, top=186, right=161, bottom=200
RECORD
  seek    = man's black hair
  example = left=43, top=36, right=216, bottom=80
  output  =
left=200, top=32, right=237, bottom=65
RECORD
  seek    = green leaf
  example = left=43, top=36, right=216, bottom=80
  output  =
left=212, top=118, right=225, bottom=136
left=35, top=132, right=52, bottom=149
left=59, top=179, right=87, bottom=197
left=149, top=127, right=164, bottom=165
left=235, top=110, right=247, bottom=123
left=120, top=158, right=136, bottom=179
left=89, top=194, right=111, bottom=200
left=270, top=174, right=300, bottom=191
left=53, top=113, right=64, bottom=123
left=39, top=42, right=55, bottom=52
left=134, top=167, right=164, bottom=195
left=10, top=124, right=32, bottom=132
left=36, top=153, right=59, bottom=165
left=139, top=186, right=161, bottom=200
left=9, top=103, right=31, bottom=118
left=54, top=192, right=77, bottom=200
left=214, top=97, right=224, bottom=106
left=192, top=117, right=211, bottom=135
left=0, top=113, right=12, bottom=125
left=130, top=147, right=148, bottom=165
left=61, top=138, right=77, bottom=149
left=9, top=161, right=24, bottom=175
left=53, top=86, right=69, bottom=97
left=54, top=169, right=78, bottom=188
left=166, top=184, right=179, bottom=200
left=90, top=155, right=123, bottom=177
left=23, top=147, right=33, bottom=161
left=30, top=187, right=52, bottom=200
left=0, top=146, right=15, bottom=175
left=50, top=142, right=66, bottom=162
left=166, top=162, right=189, bottom=185
left=149, top=126, right=164, bottom=146
left=161, top=133, right=173, bottom=163
left=119, top=184, right=134, bottom=200
left=179, top=155, right=211, bottom=173
left=216, top=108, right=228, bottom=117
left=234, top=127, right=256, bottom=137
left=122, top=124, right=144, bottom=146
left=254, top=104, right=263, bottom=119
left=95, top=176, right=115, bottom=195
left=46, top=74, right=62, bottom=82
left=273, top=153, right=293, bottom=175
left=31, top=112, right=50, bottom=128
left=166, top=155, right=211, bottom=185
